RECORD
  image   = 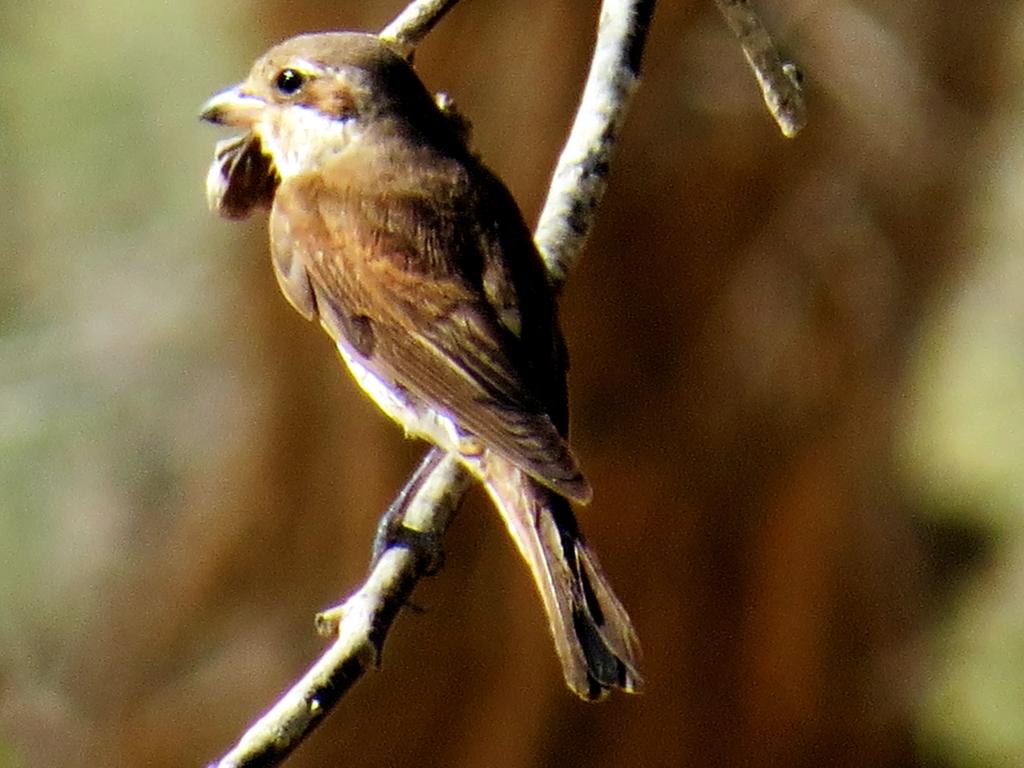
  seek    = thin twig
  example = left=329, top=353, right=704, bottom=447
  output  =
left=210, top=452, right=467, bottom=768
left=714, top=0, right=806, bottom=137
left=379, top=0, right=463, bottom=55
left=208, top=1, right=656, bottom=766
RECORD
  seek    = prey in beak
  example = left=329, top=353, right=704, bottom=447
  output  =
left=200, top=87, right=278, bottom=218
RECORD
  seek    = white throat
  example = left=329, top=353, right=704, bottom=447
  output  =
left=258, top=106, right=364, bottom=179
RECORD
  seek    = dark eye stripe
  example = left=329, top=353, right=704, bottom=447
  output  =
left=274, top=68, right=305, bottom=95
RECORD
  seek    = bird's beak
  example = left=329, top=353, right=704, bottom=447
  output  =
left=200, top=86, right=266, bottom=127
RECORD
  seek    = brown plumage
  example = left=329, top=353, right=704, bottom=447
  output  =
left=202, top=31, right=641, bottom=699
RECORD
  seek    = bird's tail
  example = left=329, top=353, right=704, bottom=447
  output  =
left=480, top=453, right=643, bottom=700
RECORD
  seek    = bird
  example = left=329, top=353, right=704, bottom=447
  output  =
left=200, top=31, right=641, bottom=700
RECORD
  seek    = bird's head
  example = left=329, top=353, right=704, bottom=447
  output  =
left=201, top=32, right=450, bottom=180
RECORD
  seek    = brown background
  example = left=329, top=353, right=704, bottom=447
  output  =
left=0, top=1, right=1016, bottom=766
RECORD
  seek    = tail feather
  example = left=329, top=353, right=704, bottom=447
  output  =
left=480, top=453, right=642, bottom=699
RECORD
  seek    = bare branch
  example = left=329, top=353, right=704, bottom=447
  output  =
left=210, top=452, right=467, bottom=768
left=714, top=0, right=806, bottom=137
left=379, top=0, right=463, bottom=55
left=210, top=552, right=411, bottom=768
left=536, top=0, right=656, bottom=287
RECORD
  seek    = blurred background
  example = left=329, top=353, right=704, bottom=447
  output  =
left=0, top=0, right=1020, bottom=765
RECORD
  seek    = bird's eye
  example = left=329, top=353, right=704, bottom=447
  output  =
left=274, top=68, right=305, bottom=95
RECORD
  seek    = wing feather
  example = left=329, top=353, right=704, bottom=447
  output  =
left=270, top=167, right=591, bottom=502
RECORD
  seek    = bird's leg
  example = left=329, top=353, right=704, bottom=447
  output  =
left=315, top=448, right=470, bottom=641
left=369, top=447, right=453, bottom=575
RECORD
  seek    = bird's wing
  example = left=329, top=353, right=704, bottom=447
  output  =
left=269, top=172, right=591, bottom=503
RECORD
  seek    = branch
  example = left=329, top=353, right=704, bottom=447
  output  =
left=536, top=0, right=656, bottom=286
left=210, top=451, right=468, bottom=768
left=714, top=0, right=806, bottom=137
left=378, top=0, right=462, bottom=55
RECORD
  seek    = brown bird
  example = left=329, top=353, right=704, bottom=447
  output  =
left=201, top=31, right=641, bottom=699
